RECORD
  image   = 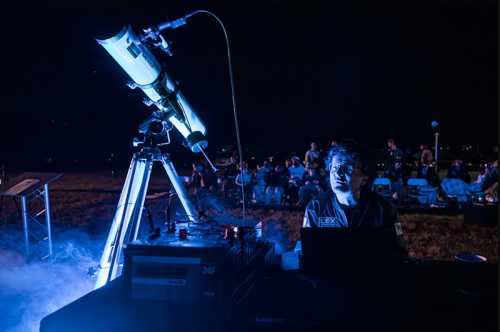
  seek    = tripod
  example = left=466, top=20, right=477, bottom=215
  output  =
left=95, top=146, right=198, bottom=289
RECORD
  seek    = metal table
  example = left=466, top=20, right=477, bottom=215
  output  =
left=0, top=172, right=62, bottom=257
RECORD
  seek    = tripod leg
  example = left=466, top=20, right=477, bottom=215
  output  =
left=128, top=159, right=153, bottom=242
left=95, top=155, right=149, bottom=289
left=160, top=155, right=198, bottom=222
left=108, top=157, right=152, bottom=278
left=108, top=156, right=152, bottom=281
left=95, top=158, right=137, bottom=288
left=108, top=156, right=152, bottom=283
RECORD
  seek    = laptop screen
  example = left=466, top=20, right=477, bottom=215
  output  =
left=300, top=228, right=402, bottom=275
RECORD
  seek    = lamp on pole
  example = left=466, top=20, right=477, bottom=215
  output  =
left=431, top=121, right=440, bottom=172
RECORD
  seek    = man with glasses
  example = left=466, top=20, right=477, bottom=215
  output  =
left=303, top=144, right=405, bottom=240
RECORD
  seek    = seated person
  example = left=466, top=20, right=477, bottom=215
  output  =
left=288, top=156, right=306, bottom=184
left=467, top=161, right=499, bottom=203
left=482, top=160, right=499, bottom=201
left=235, top=162, right=253, bottom=203
left=482, top=160, right=499, bottom=191
left=447, top=159, right=471, bottom=183
left=474, top=163, right=489, bottom=185
left=469, top=162, right=490, bottom=193
left=297, top=167, right=323, bottom=207
left=440, top=177, right=470, bottom=203
left=417, top=163, right=440, bottom=187
left=302, top=144, right=407, bottom=253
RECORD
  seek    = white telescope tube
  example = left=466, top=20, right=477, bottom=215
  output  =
left=97, top=26, right=207, bottom=152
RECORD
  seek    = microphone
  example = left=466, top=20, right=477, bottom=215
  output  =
left=157, top=17, right=187, bottom=31
left=141, top=12, right=195, bottom=55
left=156, top=12, right=196, bottom=31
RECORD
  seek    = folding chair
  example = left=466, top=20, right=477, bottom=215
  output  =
left=372, top=177, right=392, bottom=199
left=405, top=178, right=435, bottom=206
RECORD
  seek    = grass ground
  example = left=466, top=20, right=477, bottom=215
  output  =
left=1, top=171, right=497, bottom=262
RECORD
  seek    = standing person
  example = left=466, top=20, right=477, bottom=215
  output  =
left=384, top=157, right=404, bottom=201
left=305, top=142, right=321, bottom=169
left=265, top=165, right=288, bottom=206
left=385, top=139, right=406, bottom=191
left=189, top=163, right=207, bottom=199
left=235, top=162, right=253, bottom=204
left=223, top=155, right=239, bottom=199
left=417, top=144, right=438, bottom=185
left=419, top=144, right=433, bottom=166
left=198, top=159, right=217, bottom=193
left=386, top=139, right=403, bottom=171
left=253, top=160, right=272, bottom=204
left=225, top=155, right=239, bottom=177
left=286, top=156, right=306, bottom=204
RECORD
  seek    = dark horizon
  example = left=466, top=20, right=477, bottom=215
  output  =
left=0, top=0, right=497, bottom=172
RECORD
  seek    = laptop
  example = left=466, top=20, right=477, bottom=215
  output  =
left=300, top=227, right=404, bottom=276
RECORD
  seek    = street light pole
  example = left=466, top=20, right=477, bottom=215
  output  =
left=434, top=132, right=439, bottom=172
left=431, top=120, right=440, bottom=173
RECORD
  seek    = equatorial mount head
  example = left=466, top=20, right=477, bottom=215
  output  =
left=133, top=113, right=173, bottom=148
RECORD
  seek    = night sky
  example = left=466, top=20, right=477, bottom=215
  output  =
left=0, top=0, right=496, bottom=171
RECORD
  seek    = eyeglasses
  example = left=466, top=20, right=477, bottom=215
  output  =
left=330, top=163, right=356, bottom=175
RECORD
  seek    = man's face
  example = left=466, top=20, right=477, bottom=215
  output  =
left=330, top=155, right=367, bottom=195
left=311, top=143, right=318, bottom=150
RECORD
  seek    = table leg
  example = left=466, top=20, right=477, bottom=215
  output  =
left=44, top=184, right=53, bottom=256
left=20, top=195, right=29, bottom=256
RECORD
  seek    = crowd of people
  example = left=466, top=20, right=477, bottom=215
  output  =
left=379, top=139, right=499, bottom=205
left=185, top=139, right=499, bottom=209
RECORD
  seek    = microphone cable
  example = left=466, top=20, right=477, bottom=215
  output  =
left=187, top=10, right=246, bottom=218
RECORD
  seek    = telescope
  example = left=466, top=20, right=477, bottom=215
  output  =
left=97, top=25, right=207, bottom=152
left=95, top=19, right=216, bottom=289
